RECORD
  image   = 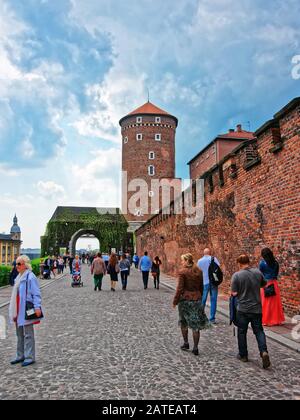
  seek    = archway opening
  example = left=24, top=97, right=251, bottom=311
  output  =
left=76, top=235, right=100, bottom=255
left=69, top=229, right=102, bottom=257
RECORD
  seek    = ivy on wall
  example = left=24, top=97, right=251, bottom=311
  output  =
left=41, top=208, right=130, bottom=257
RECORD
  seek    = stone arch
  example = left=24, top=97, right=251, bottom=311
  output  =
left=41, top=207, right=132, bottom=258
left=69, top=229, right=101, bottom=257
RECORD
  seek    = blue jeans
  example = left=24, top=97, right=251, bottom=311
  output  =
left=236, top=312, right=268, bottom=358
left=202, top=284, right=218, bottom=322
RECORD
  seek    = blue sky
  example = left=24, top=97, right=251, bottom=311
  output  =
left=0, top=0, right=299, bottom=248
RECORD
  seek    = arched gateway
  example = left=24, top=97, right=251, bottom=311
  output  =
left=41, top=207, right=132, bottom=257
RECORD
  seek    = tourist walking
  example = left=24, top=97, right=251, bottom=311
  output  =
left=120, top=254, right=131, bottom=290
left=139, top=252, right=152, bottom=290
left=173, top=254, right=210, bottom=356
left=58, top=256, right=64, bottom=274
left=8, top=255, right=43, bottom=367
left=231, top=254, right=271, bottom=369
left=68, top=256, right=74, bottom=274
left=259, top=248, right=285, bottom=327
left=9, top=256, right=19, bottom=286
left=91, top=253, right=106, bottom=291
left=107, top=253, right=120, bottom=292
left=133, top=253, right=140, bottom=269
left=151, top=256, right=162, bottom=289
left=103, top=254, right=109, bottom=269
left=198, top=248, right=221, bottom=324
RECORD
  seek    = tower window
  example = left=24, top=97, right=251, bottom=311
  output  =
left=149, top=151, right=155, bottom=160
left=155, top=117, right=161, bottom=124
left=124, top=137, right=128, bottom=144
left=136, top=117, right=143, bottom=124
left=155, top=134, right=161, bottom=141
left=148, top=165, right=155, bottom=176
left=136, top=134, right=143, bottom=141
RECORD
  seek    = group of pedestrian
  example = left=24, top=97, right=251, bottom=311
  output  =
left=7, top=246, right=285, bottom=371
left=90, top=253, right=131, bottom=292
left=172, top=246, right=285, bottom=369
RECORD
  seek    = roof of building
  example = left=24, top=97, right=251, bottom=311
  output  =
left=0, top=234, right=13, bottom=241
left=119, top=101, right=178, bottom=126
left=50, top=207, right=125, bottom=222
left=187, top=125, right=255, bottom=165
left=10, top=214, right=21, bottom=234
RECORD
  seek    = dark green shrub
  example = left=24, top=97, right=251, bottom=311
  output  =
left=0, top=266, right=11, bottom=287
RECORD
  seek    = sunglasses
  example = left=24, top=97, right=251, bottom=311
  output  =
left=16, top=262, right=24, bottom=266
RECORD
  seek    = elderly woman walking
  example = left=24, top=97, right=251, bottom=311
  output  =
left=173, top=254, right=210, bottom=356
left=9, top=255, right=43, bottom=367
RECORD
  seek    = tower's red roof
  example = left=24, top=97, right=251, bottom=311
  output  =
left=129, top=102, right=170, bottom=116
left=119, top=101, right=178, bottom=126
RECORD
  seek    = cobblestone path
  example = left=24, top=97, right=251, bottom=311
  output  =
left=0, top=266, right=299, bottom=400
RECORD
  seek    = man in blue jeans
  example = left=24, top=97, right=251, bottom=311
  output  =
left=198, top=248, right=220, bottom=324
left=231, top=254, right=271, bottom=369
left=138, top=251, right=152, bottom=290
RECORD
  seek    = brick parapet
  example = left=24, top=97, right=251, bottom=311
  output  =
left=136, top=98, right=300, bottom=316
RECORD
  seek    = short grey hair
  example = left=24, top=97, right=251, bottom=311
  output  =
left=16, top=255, right=32, bottom=271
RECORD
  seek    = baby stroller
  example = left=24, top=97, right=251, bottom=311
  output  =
left=71, top=270, right=83, bottom=288
left=43, top=266, right=51, bottom=279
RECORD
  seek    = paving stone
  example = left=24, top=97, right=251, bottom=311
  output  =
left=0, top=266, right=299, bottom=400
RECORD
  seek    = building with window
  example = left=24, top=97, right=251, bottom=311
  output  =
left=188, top=124, right=255, bottom=180
left=0, top=215, right=22, bottom=266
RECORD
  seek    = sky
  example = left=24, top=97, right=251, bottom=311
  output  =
left=0, top=0, right=299, bottom=248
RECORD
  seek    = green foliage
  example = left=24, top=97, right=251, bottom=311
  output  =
left=41, top=208, right=130, bottom=257
left=0, top=266, right=11, bottom=287
left=30, top=258, right=45, bottom=276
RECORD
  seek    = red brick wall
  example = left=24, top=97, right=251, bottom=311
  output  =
left=121, top=115, right=176, bottom=222
left=189, top=144, right=217, bottom=180
left=217, top=139, right=245, bottom=161
left=136, top=101, right=300, bottom=316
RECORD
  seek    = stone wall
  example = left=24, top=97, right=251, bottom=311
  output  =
left=136, top=98, right=300, bottom=316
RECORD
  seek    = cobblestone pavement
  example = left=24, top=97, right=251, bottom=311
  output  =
left=0, top=266, right=299, bottom=400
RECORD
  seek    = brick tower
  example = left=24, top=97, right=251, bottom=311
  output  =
left=120, top=101, right=178, bottom=231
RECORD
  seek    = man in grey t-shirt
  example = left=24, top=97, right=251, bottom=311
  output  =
left=231, top=254, right=271, bottom=369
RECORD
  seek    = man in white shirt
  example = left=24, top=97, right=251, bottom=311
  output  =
left=198, top=248, right=220, bottom=324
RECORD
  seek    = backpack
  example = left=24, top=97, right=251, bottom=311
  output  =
left=208, top=257, right=223, bottom=287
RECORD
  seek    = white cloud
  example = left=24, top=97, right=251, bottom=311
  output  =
left=70, top=147, right=121, bottom=207
left=36, top=181, right=66, bottom=200
left=0, top=164, right=19, bottom=177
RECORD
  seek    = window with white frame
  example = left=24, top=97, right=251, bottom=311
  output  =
left=136, top=133, right=143, bottom=141
left=149, top=151, right=155, bottom=160
left=148, top=165, right=155, bottom=176
left=136, top=116, right=143, bottom=123
left=155, top=117, right=161, bottom=124
left=155, top=133, right=161, bottom=141
left=124, top=137, right=128, bottom=144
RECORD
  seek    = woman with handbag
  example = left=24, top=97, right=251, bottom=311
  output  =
left=8, top=255, right=43, bottom=367
left=259, top=248, right=285, bottom=326
left=107, top=253, right=120, bottom=292
left=173, top=254, right=210, bottom=356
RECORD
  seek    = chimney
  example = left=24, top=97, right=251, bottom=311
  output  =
left=229, top=129, right=235, bottom=133
left=237, top=124, right=242, bottom=132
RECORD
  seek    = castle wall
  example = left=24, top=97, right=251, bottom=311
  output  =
left=136, top=99, right=300, bottom=316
